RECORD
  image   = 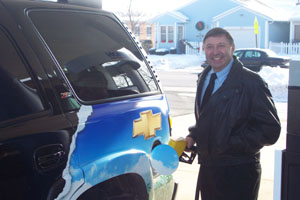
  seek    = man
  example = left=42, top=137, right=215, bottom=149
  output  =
left=185, top=27, right=281, bottom=200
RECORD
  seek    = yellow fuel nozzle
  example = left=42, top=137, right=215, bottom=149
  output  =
left=169, top=137, right=197, bottom=164
left=168, top=137, right=187, bottom=157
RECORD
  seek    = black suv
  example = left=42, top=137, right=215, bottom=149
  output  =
left=0, top=1, right=178, bottom=200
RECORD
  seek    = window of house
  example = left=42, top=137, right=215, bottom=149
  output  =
left=168, top=26, right=174, bottom=43
left=135, top=25, right=140, bottom=36
left=160, top=26, right=166, bottom=43
left=0, top=28, right=44, bottom=122
left=147, top=26, right=152, bottom=39
left=29, top=10, right=159, bottom=103
left=160, top=26, right=174, bottom=43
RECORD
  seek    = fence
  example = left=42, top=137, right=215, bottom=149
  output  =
left=269, top=42, right=300, bottom=55
left=185, top=41, right=203, bottom=55
left=185, top=41, right=300, bottom=55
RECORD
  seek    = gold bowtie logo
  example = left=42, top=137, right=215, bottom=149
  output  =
left=133, top=110, right=162, bottom=139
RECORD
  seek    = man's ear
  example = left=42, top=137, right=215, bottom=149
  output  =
left=231, top=43, right=235, bottom=53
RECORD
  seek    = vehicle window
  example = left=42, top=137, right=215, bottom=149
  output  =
left=253, top=51, right=261, bottom=58
left=29, top=10, right=159, bottom=103
left=234, top=50, right=243, bottom=58
left=0, top=28, right=44, bottom=122
left=244, top=51, right=254, bottom=58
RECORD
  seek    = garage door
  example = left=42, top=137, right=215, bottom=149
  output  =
left=225, top=27, right=259, bottom=49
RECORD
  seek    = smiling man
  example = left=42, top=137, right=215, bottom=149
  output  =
left=185, top=27, right=281, bottom=200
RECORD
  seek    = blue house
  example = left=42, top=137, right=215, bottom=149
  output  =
left=149, top=0, right=300, bottom=53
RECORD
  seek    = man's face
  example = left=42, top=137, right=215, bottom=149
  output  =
left=203, top=35, right=235, bottom=72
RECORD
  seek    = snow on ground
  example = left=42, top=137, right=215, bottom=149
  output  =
left=148, top=54, right=205, bottom=71
left=148, top=54, right=300, bottom=103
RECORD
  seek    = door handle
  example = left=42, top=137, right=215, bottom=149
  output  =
left=34, top=144, right=66, bottom=172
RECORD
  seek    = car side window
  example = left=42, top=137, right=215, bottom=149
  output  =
left=244, top=51, right=253, bottom=58
left=29, top=10, right=159, bottom=103
left=234, top=50, right=243, bottom=58
left=0, top=28, right=44, bottom=122
left=253, top=51, right=261, bottom=58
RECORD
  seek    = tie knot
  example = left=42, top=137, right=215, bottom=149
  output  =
left=210, top=73, right=217, bottom=81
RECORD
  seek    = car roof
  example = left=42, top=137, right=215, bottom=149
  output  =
left=1, top=0, right=105, bottom=13
left=235, top=48, right=266, bottom=51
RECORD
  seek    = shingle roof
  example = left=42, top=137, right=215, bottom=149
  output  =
left=231, top=0, right=290, bottom=21
left=148, top=11, right=189, bottom=23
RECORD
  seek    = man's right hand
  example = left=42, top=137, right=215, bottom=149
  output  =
left=185, top=136, right=196, bottom=149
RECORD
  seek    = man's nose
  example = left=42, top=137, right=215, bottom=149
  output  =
left=212, top=46, right=219, bottom=54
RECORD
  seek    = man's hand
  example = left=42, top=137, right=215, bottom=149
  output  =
left=185, top=136, right=195, bottom=149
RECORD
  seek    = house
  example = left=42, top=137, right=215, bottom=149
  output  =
left=118, top=15, right=156, bottom=53
left=148, top=0, right=300, bottom=53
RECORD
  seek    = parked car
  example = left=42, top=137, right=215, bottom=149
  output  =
left=234, top=48, right=290, bottom=72
left=155, top=48, right=170, bottom=55
left=201, top=60, right=209, bottom=68
left=0, top=0, right=178, bottom=200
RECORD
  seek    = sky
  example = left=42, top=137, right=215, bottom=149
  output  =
left=102, top=0, right=193, bottom=15
left=102, top=0, right=300, bottom=16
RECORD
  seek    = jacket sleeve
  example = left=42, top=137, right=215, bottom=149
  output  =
left=188, top=125, right=198, bottom=140
left=229, top=77, right=281, bottom=154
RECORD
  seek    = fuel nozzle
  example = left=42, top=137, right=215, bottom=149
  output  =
left=168, top=137, right=197, bottom=164
left=180, top=145, right=197, bottom=164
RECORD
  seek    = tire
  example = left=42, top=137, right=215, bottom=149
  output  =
left=78, top=174, right=148, bottom=200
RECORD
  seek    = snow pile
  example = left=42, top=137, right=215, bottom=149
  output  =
left=258, top=66, right=288, bottom=102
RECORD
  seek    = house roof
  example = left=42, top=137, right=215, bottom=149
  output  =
left=213, top=5, right=288, bottom=23
left=230, top=0, right=289, bottom=21
left=150, top=0, right=298, bottom=23
left=149, top=11, right=189, bottom=23
left=290, top=10, right=300, bottom=21
left=169, top=11, right=189, bottom=22
left=233, top=0, right=300, bottom=21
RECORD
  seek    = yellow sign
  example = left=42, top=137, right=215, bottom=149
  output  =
left=254, top=16, right=259, bottom=35
left=133, top=110, right=161, bottom=139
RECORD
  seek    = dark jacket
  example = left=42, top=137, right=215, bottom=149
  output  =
left=188, top=56, right=281, bottom=166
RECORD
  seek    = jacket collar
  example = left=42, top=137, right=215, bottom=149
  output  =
left=196, top=56, right=244, bottom=116
left=198, top=56, right=243, bottom=88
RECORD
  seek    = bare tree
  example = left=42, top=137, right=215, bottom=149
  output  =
left=117, top=0, right=145, bottom=34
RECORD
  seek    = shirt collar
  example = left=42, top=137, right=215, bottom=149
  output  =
left=208, top=58, right=233, bottom=78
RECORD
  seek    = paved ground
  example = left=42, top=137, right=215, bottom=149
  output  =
left=170, top=102, right=287, bottom=200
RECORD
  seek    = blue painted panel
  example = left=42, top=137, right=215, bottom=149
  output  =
left=74, top=95, right=170, bottom=167
left=67, top=95, right=172, bottom=191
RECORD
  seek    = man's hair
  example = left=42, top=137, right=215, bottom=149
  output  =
left=203, top=27, right=234, bottom=45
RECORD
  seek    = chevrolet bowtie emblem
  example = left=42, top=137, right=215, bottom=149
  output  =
left=133, top=110, right=162, bottom=139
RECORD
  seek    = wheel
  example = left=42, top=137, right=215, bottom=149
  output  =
left=78, top=174, right=148, bottom=200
